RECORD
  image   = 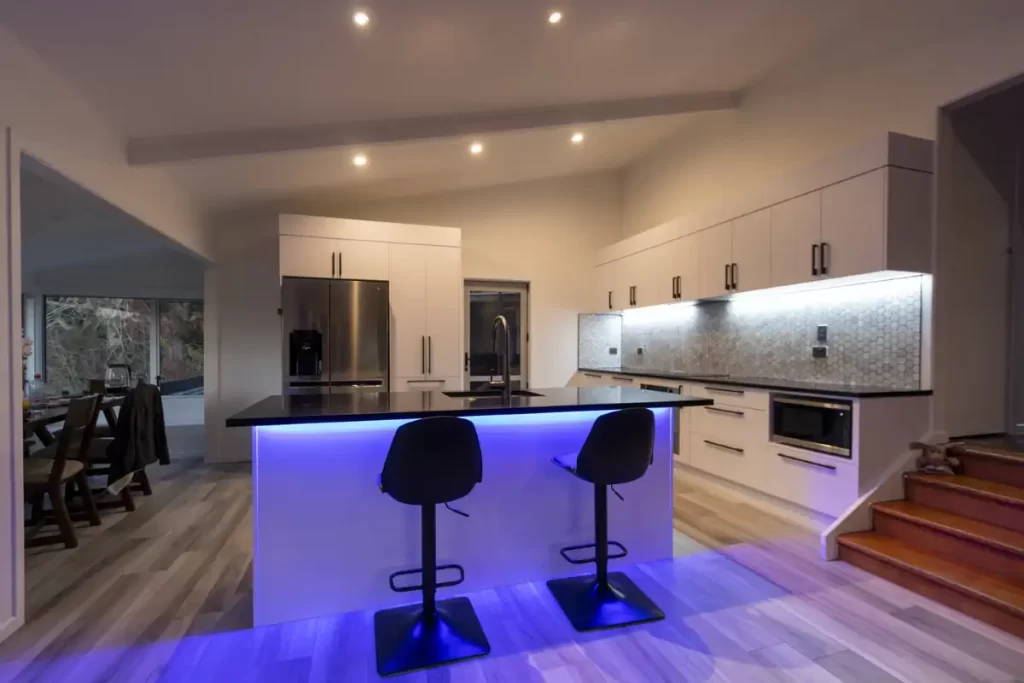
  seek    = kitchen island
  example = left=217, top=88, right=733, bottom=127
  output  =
left=227, top=386, right=712, bottom=625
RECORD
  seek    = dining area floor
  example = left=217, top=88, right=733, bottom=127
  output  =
left=1, top=459, right=1023, bottom=682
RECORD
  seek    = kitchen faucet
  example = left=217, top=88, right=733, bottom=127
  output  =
left=492, top=315, right=512, bottom=402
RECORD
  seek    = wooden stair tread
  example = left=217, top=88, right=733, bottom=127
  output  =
left=955, top=443, right=1024, bottom=464
left=905, top=473, right=1024, bottom=507
left=872, top=501, right=1024, bottom=556
left=838, top=532, right=1024, bottom=616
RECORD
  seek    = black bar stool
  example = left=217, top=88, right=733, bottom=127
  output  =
left=374, top=416, right=491, bottom=677
left=548, top=407, right=664, bottom=632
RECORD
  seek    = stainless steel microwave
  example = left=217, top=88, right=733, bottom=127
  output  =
left=770, top=394, right=853, bottom=458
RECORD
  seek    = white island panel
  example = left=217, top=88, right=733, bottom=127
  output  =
left=252, top=407, right=674, bottom=625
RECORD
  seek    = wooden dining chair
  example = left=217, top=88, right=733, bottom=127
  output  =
left=24, top=394, right=102, bottom=549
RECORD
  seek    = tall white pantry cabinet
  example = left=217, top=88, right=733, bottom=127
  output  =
left=278, top=215, right=463, bottom=392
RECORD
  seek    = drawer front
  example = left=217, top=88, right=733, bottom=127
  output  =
left=691, top=404, right=768, bottom=446
left=761, top=444, right=857, bottom=517
left=688, top=383, right=769, bottom=411
left=688, top=432, right=763, bottom=490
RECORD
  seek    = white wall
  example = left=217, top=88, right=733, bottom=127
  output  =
left=0, top=24, right=209, bottom=261
left=313, top=172, right=623, bottom=388
left=23, top=250, right=204, bottom=301
left=0, top=26, right=212, bottom=640
left=621, top=8, right=1024, bottom=236
left=1, top=125, right=24, bottom=642
left=204, top=214, right=281, bottom=463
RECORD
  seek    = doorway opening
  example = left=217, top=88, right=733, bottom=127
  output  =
left=463, top=281, right=529, bottom=390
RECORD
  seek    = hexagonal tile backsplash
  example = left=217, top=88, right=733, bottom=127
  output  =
left=579, top=275, right=924, bottom=389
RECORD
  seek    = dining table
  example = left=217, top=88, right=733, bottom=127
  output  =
left=23, top=394, right=125, bottom=449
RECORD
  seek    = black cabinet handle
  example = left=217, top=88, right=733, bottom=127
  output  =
left=820, top=242, right=830, bottom=276
left=331, top=253, right=336, bottom=278
left=811, top=244, right=819, bottom=276
left=704, top=440, right=744, bottom=454
left=676, top=276, right=682, bottom=299
left=338, top=252, right=343, bottom=277
left=421, top=336, right=426, bottom=374
left=778, top=453, right=836, bottom=471
left=608, top=291, right=612, bottom=310
left=724, top=264, right=730, bottom=291
left=428, top=336, right=432, bottom=374
left=731, top=263, right=738, bottom=290
left=583, top=373, right=603, bottom=378
left=464, top=352, right=470, bottom=372
left=705, top=406, right=745, bottom=417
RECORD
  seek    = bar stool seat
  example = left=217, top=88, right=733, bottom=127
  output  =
left=548, top=407, right=665, bottom=633
left=374, top=416, right=491, bottom=677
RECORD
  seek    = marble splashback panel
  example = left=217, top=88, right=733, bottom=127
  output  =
left=579, top=275, right=925, bottom=389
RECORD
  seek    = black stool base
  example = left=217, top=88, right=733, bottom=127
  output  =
left=374, top=597, right=491, bottom=677
left=547, top=572, right=664, bottom=633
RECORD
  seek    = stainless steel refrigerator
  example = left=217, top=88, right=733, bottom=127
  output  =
left=282, top=277, right=389, bottom=394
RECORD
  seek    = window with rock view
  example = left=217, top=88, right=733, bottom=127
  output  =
left=42, top=296, right=204, bottom=395
left=158, top=300, right=204, bottom=393
left=44, top=296, right=152, bottom=394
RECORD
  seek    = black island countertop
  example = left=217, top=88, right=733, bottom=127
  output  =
left=579, top=367, right=933, bottom=399
left=226, top=386, right=714, bottom=427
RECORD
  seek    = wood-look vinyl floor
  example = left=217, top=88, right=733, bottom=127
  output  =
left=2, top=455, right=1024, bottom=682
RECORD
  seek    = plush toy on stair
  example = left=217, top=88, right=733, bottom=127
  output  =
left=910, top=440, right=963, bottom=475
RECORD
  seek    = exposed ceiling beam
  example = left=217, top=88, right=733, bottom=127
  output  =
left=126, top=90, right=742, bottom=165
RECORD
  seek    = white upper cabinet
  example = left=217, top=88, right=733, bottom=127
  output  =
left=280, top=235, right=389, bottom=281
left=280, top=235, right=335, bottom=279
left=821, top=167, right=932, bottom=278
left=631, top=248, right=661, bottom=308
left=697, top=223, right=733, bottom=299
left=335, top=239, right=390, bottom=281
left=821, top=170, right=885, bottom=279
left=770, top=192, right=822, bottom=288
left=389, top=244, right=462, bottom=381
left=675, top=234, right=700, bottom=302
left=652, top=243, right=677, bottom=305
left=592, top=135, right=933, bottom=308
left=731, top=209, right=772, bottom=293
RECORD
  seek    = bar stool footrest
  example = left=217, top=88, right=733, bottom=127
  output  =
left=559, top=541, right=627, bottom=565
left=374, top=596, right=491, bottom=677
left=546, top=571, right=664, bottom=633
left=388, top=563, right=465, bottom=593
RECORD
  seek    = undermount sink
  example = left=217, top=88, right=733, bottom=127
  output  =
left=443, top=389, right=543, bottom=399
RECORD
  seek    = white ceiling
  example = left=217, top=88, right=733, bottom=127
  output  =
left=20, top=157, right=206, bottom=278
left=1, top=0, right=1009, bottom=208
left=3, top=0, right=886, bottom=137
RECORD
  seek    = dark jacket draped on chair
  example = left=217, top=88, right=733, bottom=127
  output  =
left=106, top=383, right=170, bottom=485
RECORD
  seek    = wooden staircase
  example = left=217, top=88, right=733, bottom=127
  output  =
left=838, top=443, right=1024, bottom=638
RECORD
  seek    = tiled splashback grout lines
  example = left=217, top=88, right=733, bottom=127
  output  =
left=579, top=275, right=924, bottom=389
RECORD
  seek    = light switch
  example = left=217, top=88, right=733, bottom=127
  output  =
left=812, top=346, right=828, bottom=359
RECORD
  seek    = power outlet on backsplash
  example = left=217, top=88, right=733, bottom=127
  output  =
left=812, top=346, right=828, bottom=359
left=609, top=347, right=618, bottom=356
left=636, top=346, right=644, bottom=356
